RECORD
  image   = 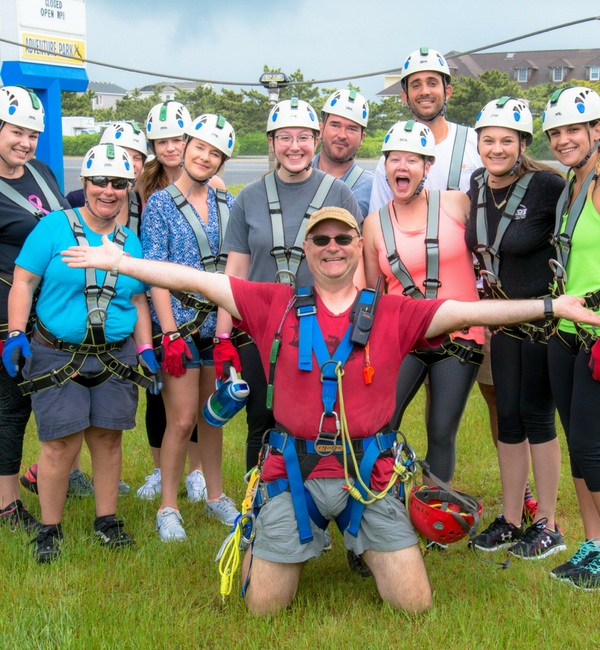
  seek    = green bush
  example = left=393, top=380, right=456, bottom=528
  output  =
left=529, top=117, right=553, bottom=161
left=237, top=132, right=269, bottom=156
left=63, top=133, right=101, bottom=156
left=357, top=135, right=385, bottom=159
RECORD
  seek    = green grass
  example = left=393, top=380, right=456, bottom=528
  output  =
left=1, top=387, right=597, bottom=650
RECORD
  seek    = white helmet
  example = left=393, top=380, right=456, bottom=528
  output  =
left=266, top=97, right=319, bottom=133
left=542, top=86, right=600, bottom=132
left=0, top=86, right=45, bottom=132
left=100, top=122, right=149, bottom=157
left=322, top=89, right=369, bottom=128
left=475, top=97, right=534, bottom=146
left=184, top=113, right=235, bottom=159
left=146, top=101, right=191, bottom=140
left=382, top=120, right=436, bottom=162
left=400, top=47, right=452, bottom=90
left=81, top=143, right=135, bottom=179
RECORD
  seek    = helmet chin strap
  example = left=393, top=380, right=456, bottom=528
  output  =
left=183, top=163, right=210, bottom=188
left=574, top=129, right=600, bottom=170
left=280, top=161, right=313, bottom=178
left=405, top=159, right=429, bottom=204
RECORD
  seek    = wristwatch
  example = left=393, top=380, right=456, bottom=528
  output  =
left=543, top=296, right=554, bottom=320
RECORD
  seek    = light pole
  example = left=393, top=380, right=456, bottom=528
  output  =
left=260, top=72, right=289, bottom=172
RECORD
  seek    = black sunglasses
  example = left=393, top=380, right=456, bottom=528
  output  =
left=88, top=176, right=129, bottom=190
left=307, top=234, right=356, bottom=247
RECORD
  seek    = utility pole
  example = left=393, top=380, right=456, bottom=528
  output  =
left=260, top=72, right=289, bottom=172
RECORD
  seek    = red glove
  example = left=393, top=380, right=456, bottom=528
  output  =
left=213, top=336, right=242, bottom=382
left=589, top=339, right=600, bottom=381
left=161, top=332, right=192, bottom=378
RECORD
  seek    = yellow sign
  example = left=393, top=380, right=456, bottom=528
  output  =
left=21, top=32, right=85, bottom=66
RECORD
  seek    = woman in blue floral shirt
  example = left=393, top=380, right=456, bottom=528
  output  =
left=141, top=114, right=240, bottom=542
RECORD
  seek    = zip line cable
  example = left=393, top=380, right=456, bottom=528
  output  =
left=1, top=16, right=598, bottom=89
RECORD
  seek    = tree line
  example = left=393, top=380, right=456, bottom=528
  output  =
left=61, top=66, right=600, bottom=160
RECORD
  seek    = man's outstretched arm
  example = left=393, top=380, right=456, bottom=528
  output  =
left=426, top=296, right=600, bottom=339
left=62, top=235, right=241, bottom=320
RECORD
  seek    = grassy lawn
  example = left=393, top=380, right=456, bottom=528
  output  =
left=1, top=384, right=597, bottom=650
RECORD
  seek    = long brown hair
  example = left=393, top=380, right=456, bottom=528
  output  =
left=515, top=150, right=563, bottom=180
left=137, top=157, right=171, bottom=203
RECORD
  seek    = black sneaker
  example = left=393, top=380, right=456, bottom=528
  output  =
left=0, top=500, right=41, bottom=534
left=551, top=540, right=600, bottom=581
left=347, top=550, right=372, bottom=578
left=470, top=514, right=522, bottom=552
left=566, top=553, right=600, bottom=591
left=508, top=518, right=567, bottom=560
left=31, top=524, right=63, bottom=564
left=426, top=540, right=449, bottom=553
left=93, top=516, right=135, bottom=549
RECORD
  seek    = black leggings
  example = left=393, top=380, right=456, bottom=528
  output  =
left=548, top=332, right=600, bottom=491
left=491, top=329, right=556, bottom=445
left=145, top=392, right=198, bottom=448
left=238, top=341, right=275, bottom=472
left=390, top=338, right=481, bottom=483
left=0, top=365, right=31, bottom=475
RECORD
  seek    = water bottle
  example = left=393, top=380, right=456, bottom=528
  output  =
left=202, top=363, right=250, bottom=427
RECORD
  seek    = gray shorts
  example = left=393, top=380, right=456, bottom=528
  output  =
left=23, top=338, right=139, bottom=441
left=252, top=477, right=418, bottom=564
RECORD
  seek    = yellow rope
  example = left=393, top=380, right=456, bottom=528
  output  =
left=335, top=362, right=414, bottom=505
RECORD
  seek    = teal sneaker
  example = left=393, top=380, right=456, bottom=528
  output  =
left=67, top=469, right=94, bottom=498
left=551, top=540, right=600, bottom=581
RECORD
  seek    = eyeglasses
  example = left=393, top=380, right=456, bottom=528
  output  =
left=87, top=176, right=129, bottom=190
left=274, top=134, right=315, bottom=145
left=307, top=234, right=357, bottom=247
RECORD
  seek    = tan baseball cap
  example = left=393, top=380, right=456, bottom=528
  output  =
left=305, top=206, right=360, bottom=237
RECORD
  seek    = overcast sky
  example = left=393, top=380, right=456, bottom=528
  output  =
left=85, top=0, right=600, bottom=101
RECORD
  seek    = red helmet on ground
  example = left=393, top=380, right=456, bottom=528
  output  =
left=409, top=485, right=482, bottom=544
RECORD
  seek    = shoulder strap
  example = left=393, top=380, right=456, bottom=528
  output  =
left=447, top=125, right=469, bottom=191
left=164, top=184, right=218, bottom=273
left=423, top=191, right=441, bottom=299
left=378, top=203, right=424, bottom=299
left=551, top=169, right=596, bottom=293
left=266, top=171, right=336, bottom=285
left=475, top=172, right=534, bottom=286
left=214, top=188, right=230, bottom=272
left=25, top=163, right=63, bottom=213
left=344, top=165, right=365, bottom=190
left=127, top=190, right=140, bottom=237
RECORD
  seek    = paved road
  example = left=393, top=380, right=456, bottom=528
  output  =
left=63, top=156, right=380, bottom=196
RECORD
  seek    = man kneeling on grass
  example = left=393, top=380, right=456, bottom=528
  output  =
left=61, top=206, right=600, bottom=617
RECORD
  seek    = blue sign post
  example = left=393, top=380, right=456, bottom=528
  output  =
left=1, top=61, right=88, bottom=191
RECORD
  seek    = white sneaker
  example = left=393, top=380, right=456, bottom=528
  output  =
left=186, top=470, right=207, bottom=503
left=136, top=468, right=161, bottom=500
left=204, top=493, right=240, bottom=527
left=156, top=507, right=187, bottom=542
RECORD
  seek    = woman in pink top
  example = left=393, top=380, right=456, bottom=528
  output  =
left=362, top=120, right=483, bottom=498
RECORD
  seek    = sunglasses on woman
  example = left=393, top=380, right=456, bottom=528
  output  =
left=88, top=176, right=129, bottom=190
left=307, top=234, right=356, bottom=247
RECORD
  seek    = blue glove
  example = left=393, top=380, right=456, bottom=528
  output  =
left=139, top=348, right=163, bottom=394
left=2, top=332, right=31, bottom=377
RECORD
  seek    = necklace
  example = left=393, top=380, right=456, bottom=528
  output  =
left=489, top=181, right=515, bottom=210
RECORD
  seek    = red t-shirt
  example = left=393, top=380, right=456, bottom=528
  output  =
left=231, top=278, right=444, bottom=489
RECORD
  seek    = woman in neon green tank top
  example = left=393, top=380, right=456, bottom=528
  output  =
left=543, top=86, right=600, bottom=589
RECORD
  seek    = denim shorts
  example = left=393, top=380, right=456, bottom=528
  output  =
left=252, top=477, right=418, bottom=564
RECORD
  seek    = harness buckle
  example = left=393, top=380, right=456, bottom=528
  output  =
left=50, top=367, right=72, bottom=387
left=585, top=291, right=600, bottom=310
left=270, top=245, right=288, bottom=259
left=422, top=278, right=442, bottom=290
left=479, top=269, right=501, bottom=288
left=84, top=284, right=102, bottom=298
left=106, top=359, right=132, bottom=380
left=402, top=284, right=421, bottom=298
left=314, top=420, right=342, bottom=456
